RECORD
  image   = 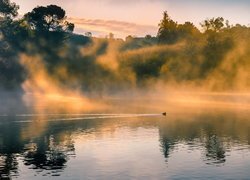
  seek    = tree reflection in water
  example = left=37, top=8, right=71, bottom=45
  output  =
left=23, top=136, right=71, bottom=170
left=0, top=154, right=18, bottom=179
left=0, top=119, right=76, bottom=178
left=159, top=137, right=175, bottom=160
left=0, top=110, right=250, bottom=178
left=0, top=121, right=23, bottom=178
left=204, top=134, right=225, bottom=164
left=158, top=112, right=250, bottom=164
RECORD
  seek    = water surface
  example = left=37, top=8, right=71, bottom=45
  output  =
left=0, top=98, right=250, bottom=179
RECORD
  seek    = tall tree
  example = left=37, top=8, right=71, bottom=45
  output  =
left=157, top=11, right=178, bottom=44
left=0, top=0, right=26, bottom=90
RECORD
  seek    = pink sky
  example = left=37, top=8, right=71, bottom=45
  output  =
left=15, top=0, right=250, bottom=38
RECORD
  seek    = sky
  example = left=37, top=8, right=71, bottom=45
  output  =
left=15, top=0, right=250, bottom=38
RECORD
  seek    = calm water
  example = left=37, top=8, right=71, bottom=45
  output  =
left=0, top=98, right=250, bottom=179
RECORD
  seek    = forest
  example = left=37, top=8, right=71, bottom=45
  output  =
left=0, top=0, right=250, bottom=96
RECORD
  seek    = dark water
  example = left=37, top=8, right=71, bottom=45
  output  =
left=0, top=99, right=250, bottom=179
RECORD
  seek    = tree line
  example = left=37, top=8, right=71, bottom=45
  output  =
left=0, top=0, right=250, bottom=93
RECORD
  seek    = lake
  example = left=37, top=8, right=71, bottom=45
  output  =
left=0, top=96, right=250, bottom=179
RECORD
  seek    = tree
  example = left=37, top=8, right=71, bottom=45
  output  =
left=0, top=1, right=27, bottom=89
left=145, top=34, right=152, bottom=39
left=108, top=32, right=114, bottom=39
left=85, top=32, right=92, bottom=37
left=64, top=21, right=74, bottom=33
left=24, top=5, right=74, bottom=32
left=200, top=17, right=225, bottom=32
left=0, top=0, right=19, bottom=18
left=178, top=22, right=200, bottom=37
left=157, top=11, right=178, bottom=44
left=125, top=35, right=133, bottom=41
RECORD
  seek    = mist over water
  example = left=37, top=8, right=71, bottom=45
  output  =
left=1, top=54, right=250, bottom=178
left=1, top=35, right=250, bottom=179
left=1, top=1, right=250, bottom=179
left=0, top=98, right=250, bottom=179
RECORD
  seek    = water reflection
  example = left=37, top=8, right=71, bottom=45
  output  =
left=159, top=112, right=250, bottom=165
left=0, top=109, right=249, bottom=178
left=0, top=119, right=78, bottom=178
left=204, top=134, right=225, bottom=164
left=0, top=154, right=18, bottom=178
left=23, top=135, right=73, bottom=171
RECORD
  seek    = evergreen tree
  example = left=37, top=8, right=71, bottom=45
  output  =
left=157, top=11, right=178, bottom=44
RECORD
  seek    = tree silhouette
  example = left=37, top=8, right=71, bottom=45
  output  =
left=157, top=11, right=178, bottom=44
left=0, top=0, right=26, bottom=90
left=200, top=17, right=225, bottom=32
left=24, top=5, right=74, bottom=32
left=0, top=0, right=19, bottom=18
left=85, top=32, right=92, bottom=37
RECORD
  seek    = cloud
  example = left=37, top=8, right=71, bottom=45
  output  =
left=68, top=17, right=157, bottom=38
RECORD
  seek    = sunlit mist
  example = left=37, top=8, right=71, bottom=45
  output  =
left=1, top=0, right=250, bottom=179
